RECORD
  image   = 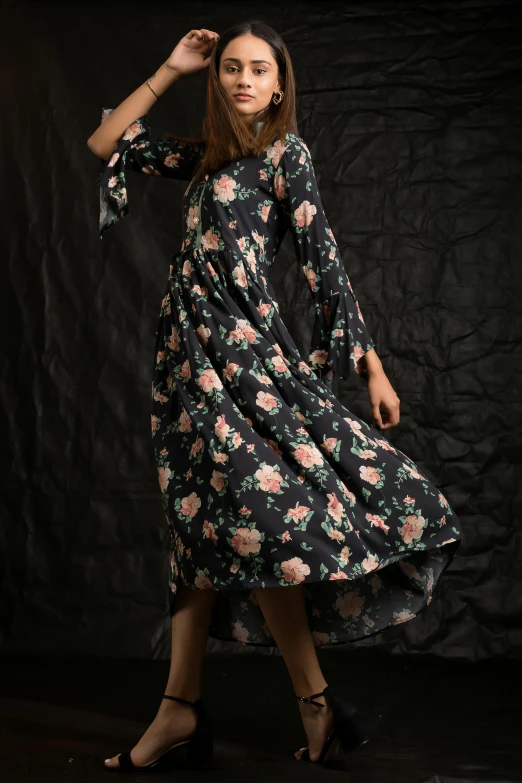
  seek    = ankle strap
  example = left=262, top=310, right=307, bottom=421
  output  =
left=162, top=694, right=197, bottom=706
left=295, top=687, right=327, bottom=709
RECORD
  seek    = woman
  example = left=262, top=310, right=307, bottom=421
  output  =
left=88, top=19, right=463, bottom=772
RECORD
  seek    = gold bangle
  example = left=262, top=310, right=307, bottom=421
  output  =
left=146, top=77, right=159, bottom=99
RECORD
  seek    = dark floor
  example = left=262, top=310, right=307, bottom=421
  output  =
left=0, top=646, right=519, bottom=783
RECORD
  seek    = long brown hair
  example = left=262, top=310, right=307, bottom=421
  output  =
left=165, top=20, right=299, bottom=182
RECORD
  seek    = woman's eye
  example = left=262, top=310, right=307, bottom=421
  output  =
left=226, top=67, right=266, bottom=75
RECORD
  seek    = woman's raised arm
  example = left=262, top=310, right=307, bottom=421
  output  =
left=86, top=28, right=220, bottom=160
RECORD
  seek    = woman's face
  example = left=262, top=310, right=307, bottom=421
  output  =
left=219, top=33, right=281, bottom=121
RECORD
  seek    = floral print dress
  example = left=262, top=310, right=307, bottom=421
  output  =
left=98, top=110, right=463, bottom=647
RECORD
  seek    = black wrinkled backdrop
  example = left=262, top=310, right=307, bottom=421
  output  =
left=2, top=0, right=521, bottom=660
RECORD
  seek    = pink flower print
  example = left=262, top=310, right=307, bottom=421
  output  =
left=222, top=362, right=240, bottom=381
left=404, top=496, right=415, bottom=504
left=329, top=249, right=336, bottom=260
left=259, top=169, right=268, bottom=181
left=232, top=263, right=248, bottom=288
left=122, top=122, right=143, bottom=141
left=196, top=324, right=211, bottom=346
left=237, top=237, right=247, bottom=252
left=206, top=261, right=217, bottom=276
left=294, top=200, right=317, bottom=228
left=303, top=266, right=318, bottom=291
left=203, top=520, right=218, bottom=544
left=238, top=506, right=251, bottom=516
left=260, top=204, right=271, bottom=222
left=313, top=632, right=331, bottom=646
left=210, top=470, right=225, bottom=492
left=190, top=436, right=203, bottom=459
left=293, top=443, right=323, bottom=469
left=400, top=515, right=425, bottom=544
left=362, top=553, right=379, bottom=573
left=321, top=437, right=338, bottom=454
left=201, top=230, right=220, bottom=250
left=257, top=302, right=272, bottom=318
left=256, top=391, right=279, bottom=412
left=334, top=328, right=344, bottom=338
left=404, top=463, right=424, bottom=480
left=366, top=513, right=390, bottom=533
left=192, top=285, right=207, bottom=297
left=194, top=569, right=213, bottom=589
left=340, top=546, right=351, bottom=565
left=438, top=492, right=449, bottom=507
left=197, top=369, right=222, bottom=393
left=360, top=465, right=381, bottom=485
left=439, top=515, right=447, bottom=526
left=267, top=139, right=286, bottom=169
left=327, top=493, right=343, bottom=523
left=265, top=438, right=283, bottom=456
left=294, top=410, right=306, bottom=423
left=151, top=415, right=159, bottom=434
left=214, top=414, right=230, bottom=444
left=335, top=591, right=364, bottom=618
left=282, top=530, right=291, bottom=543
left=274, top=173, right=287, bottom=200
left=309, top=349, right=328, bottom=367
left=360, top=449, right=377, bottom=459
left=398, top=560, right=422, bottom=581
left=182, top=259, right=192, bottom=275
left=231, top=432, right=244, bottom=449
left=164, top=152, right=182, bottom=168
left=231, top=527, right=261, bottom=557
left=181, top=492, right=201, bottom=519
left=246, top=247, right=257, bottom=272
left=297, top=427, right=307, bottom=435
left=180, top=360, right=191, bottom=379
left=232, top=622, right=249, bottom=644
left=280, top=556, right=310, bottom=585
left=353, top=345, right=365, bottom=371
left=375, top=438, right=394, bottom=454
left=255, top=465, right=284, bottom=492
left=157, top=465, right=172, bottom=492
left=168, top=327, right=179, bottom=351
left=156, top=349, right=166, bottom=364
left=230, top=563, right=239, bottom=573
left=329, top=569, right=348, bottom=582
left=107, top=152, right=120, bottom=168
left=393, top=610, right=416, bottom=625
left=287, top=505, right=310, bottom=523
left=229, top=220, right=237, bottom=229
left=211, top=450, right=228, bottom=464
left=298, top=361, right=311, bottom=375
left=270, top=355, right=288, bottom=376
left=107, top=175, right=118, bottom=188
left=236, top=319, right=257, bottom=344
left=214, top=174, right=237, bottom=203
left=328, top=528, right=345, bottom=542
left=247, top=444, right=255, bottom=452
left=179, top=409, right=191, bottom=432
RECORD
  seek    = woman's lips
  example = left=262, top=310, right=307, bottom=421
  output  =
left=234, top=95, right=253, bottom=101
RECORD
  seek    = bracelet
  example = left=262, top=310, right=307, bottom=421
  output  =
left=146, top=77, right=159, bottom=99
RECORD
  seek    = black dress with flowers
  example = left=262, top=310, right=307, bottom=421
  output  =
left=98, top=110, right=463, bottom=647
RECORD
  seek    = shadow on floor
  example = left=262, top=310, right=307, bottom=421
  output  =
left=0, top=647, right=518, bottom=782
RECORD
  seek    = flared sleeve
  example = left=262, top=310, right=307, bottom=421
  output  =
left=275, top=132, right=375, bottom=382
left=97, top=108, right=204, bottom=237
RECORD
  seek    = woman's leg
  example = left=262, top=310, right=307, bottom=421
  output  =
left=251, top=584, right=333, bottom=762
left=105, top=586, right=217, bottom=768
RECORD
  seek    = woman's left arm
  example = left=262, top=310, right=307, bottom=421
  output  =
left=275, top=132, right=400, bottom=429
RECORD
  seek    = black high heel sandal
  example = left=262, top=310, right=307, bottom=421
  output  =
left=295, top=685, right=369, bottom=769
left=103, top=694, right=213, bottom=773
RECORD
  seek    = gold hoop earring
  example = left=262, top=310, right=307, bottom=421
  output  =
left=272, top=90, right=284, bottom=105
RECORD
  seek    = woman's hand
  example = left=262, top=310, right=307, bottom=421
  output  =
left=166, top=28, right=220, bottom=77
left=367, top=368, right=401, bottom=431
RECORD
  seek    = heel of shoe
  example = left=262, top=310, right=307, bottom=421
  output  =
left=326, top=689, right=369, bottom=754
left=186, top=720, right=214, bottom=769
left=336, top=711, right=370, bottom=753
